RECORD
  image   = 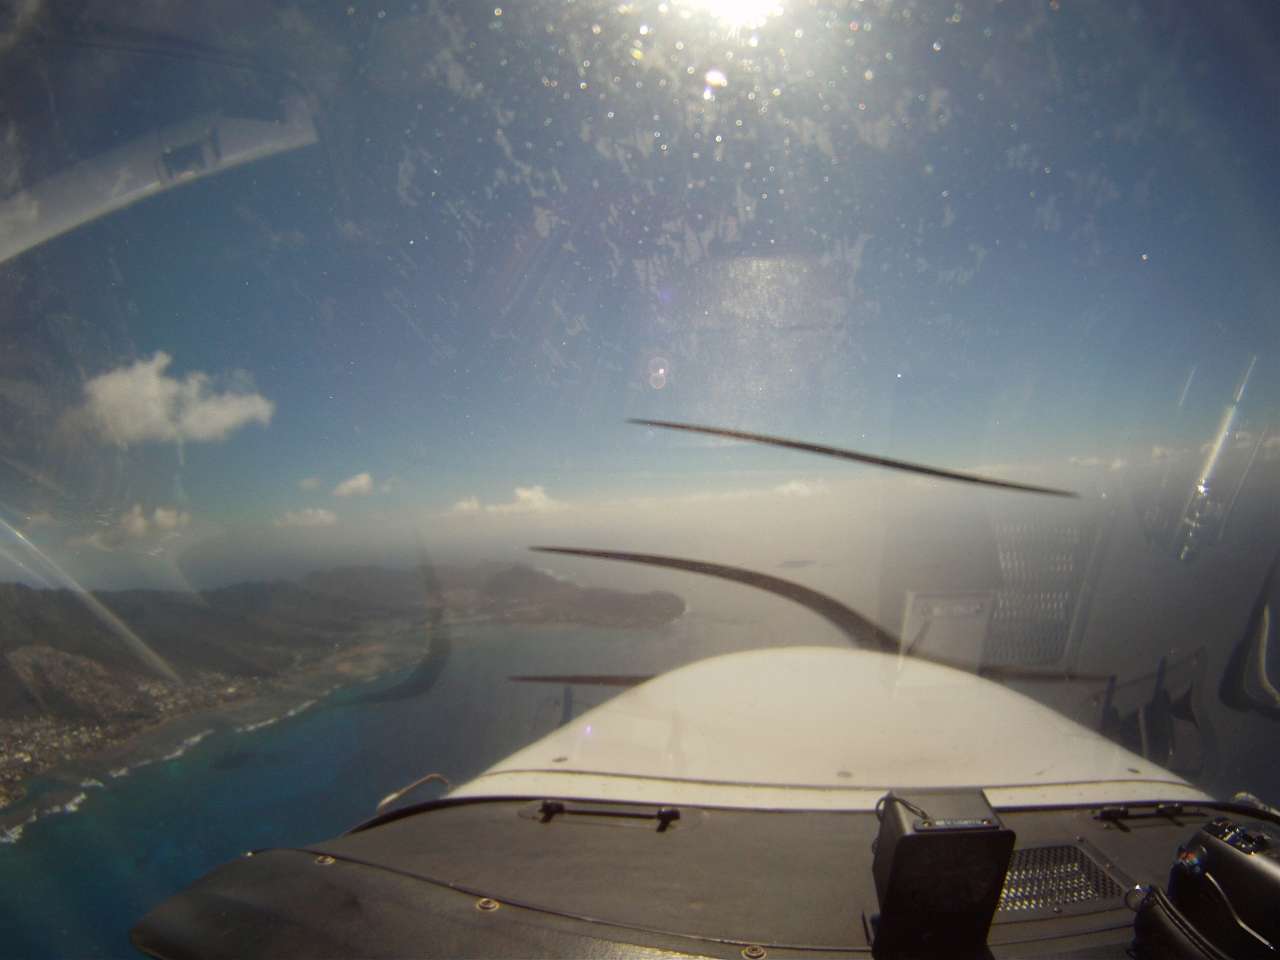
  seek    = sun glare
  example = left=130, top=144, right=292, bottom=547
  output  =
left=687, top=0, right=783, bottom=32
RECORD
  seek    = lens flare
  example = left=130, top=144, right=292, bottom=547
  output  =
left=687, top=0, right=782, bottom=32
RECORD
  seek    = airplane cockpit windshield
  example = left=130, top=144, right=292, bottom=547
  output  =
left=1, top=1, right=1278, bottom=956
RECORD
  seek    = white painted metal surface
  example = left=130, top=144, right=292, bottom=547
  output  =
left=451, top=646, right=1209, bottom=810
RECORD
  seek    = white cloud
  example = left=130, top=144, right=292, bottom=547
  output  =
left=774, top=479, right=829, bottom=498
left=602, top=479, right=834, bottom=510
left=333, top=472, right=374, bottom=497
left=486, top=485, right=564, bottom=514
left=450, top=485, right=566, bottom=516
left=274, top=508, right=337, bottom=528
left=80, top=352, right=273, bottom=445
left=298, top=477, right=321, bottom=491
left=1069, top=455, right=1130, bottom=472
left=450, top=478, right=829, bottom=519
left=71, top=503, right=190, bottom=551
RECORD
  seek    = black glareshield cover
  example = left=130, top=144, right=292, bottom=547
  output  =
left=870, top=789, right=1015, bottom=957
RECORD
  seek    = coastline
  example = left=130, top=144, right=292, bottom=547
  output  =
left=0, top=609, right=690, bottom=845
left=0, top=636, right=427, bottom=842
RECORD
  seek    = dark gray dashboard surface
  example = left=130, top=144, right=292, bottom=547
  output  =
left=132, top=797, right=1259, bottom=959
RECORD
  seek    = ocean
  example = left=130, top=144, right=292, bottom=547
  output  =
left=2, top=613, right=1272, bottom=958
left=0, top=621, right=721, bottom=959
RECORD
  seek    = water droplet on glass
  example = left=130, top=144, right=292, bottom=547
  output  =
left=864, top=69, right=875, bottom=81
left=705, top=68, right=728, bottom=88
left=932, top=39, right=943, bottom=52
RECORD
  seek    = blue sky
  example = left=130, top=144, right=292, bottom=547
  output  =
left=2, top=0, right=1278, bottom=588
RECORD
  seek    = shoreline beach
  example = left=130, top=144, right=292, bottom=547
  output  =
left=0, top=635, right=429, bottom=842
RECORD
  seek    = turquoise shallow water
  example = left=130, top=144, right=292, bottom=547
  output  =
left=0, top=622, right=701, bottom=958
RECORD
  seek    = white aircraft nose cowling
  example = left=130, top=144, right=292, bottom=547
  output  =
left=451, top=646, right=1209, bottom=810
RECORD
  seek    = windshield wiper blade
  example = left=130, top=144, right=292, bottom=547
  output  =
left=532, top=545, right=1109, bottom=683
left=509, top=674, right=653, bottom=687
left=532, top=546, right=898, bottom=651
left=629, top=419, right=1079, bottom=498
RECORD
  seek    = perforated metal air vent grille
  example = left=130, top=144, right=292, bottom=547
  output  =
left=997, top=845, right=1123, bottom=913
left=985, top=518, right=1094, bottom=667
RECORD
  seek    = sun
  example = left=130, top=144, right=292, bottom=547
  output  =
left=686, top=0, right=783, bottom=32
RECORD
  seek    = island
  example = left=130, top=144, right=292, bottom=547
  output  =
left=0, top=562, right=684, bottom=810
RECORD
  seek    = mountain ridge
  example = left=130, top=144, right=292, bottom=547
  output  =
left=0, top=562, right=684, bottom=809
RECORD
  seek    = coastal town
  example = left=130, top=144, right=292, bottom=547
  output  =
left=0, top=667, right=276, bottom=812
left=0, top=563, right=684, bottom=814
